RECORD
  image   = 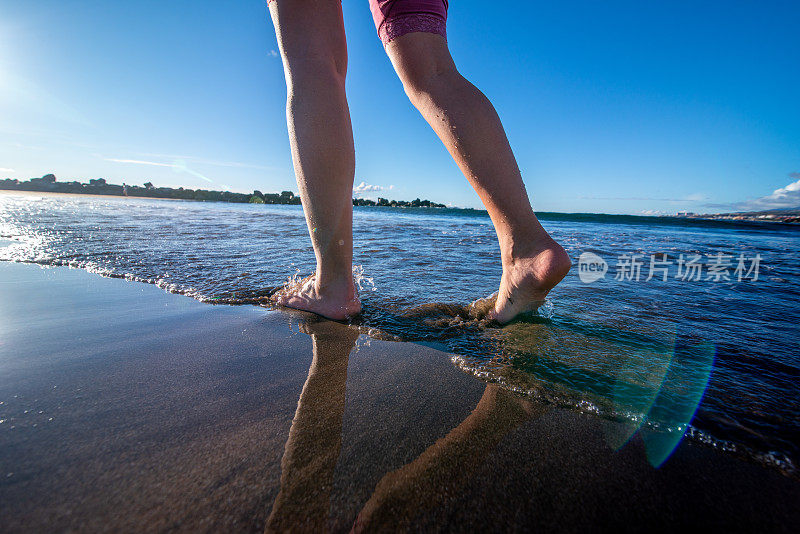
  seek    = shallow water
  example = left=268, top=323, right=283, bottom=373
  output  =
left=1, top=193, right=798, bottom=474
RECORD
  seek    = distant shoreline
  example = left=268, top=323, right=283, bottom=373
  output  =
left=0, top=175, right=446, bottom=208
left=673, top=211, right=800, bottom=224
left=2, top=176, right=798, bottom=225
left=0, top=188, right=451, bottom=209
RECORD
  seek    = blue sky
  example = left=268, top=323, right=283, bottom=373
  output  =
left=1, top=1, right=798, bottom=214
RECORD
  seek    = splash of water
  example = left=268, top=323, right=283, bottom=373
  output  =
left=352, top=264, right=376, bottom=293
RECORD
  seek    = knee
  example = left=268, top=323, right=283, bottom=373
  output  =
left=283, top=51, right=348, bottom=95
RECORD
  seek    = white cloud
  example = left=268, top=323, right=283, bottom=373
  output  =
left=268, top=49, right=279, bottom=58
left=353, top=181, right=385, bottom=197
left=136, top=151, right=282, bottom=172
left=713, top=172, right=800, bottom=212
left=355, top=181, right=382, bottom=192
left=104, top=158, right=175, bottom=168
left=683, top=192, right=709, bottom=202
left=751, top=173, right=800, bottom=209
left=8, top=142, right=44, bottom=150
left=0, top=167, right=14, bottom=173
left=102, top=156, right=214, bottom=183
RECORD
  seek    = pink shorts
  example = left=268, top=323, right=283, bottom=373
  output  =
left=369, top=0, right=448, bottom=44
left=268, top=1, right=448, bottom=45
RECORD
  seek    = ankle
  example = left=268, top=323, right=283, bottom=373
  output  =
left=499, top=227, right=557, bottom=267
left=314, top=268, right=356, bottom=296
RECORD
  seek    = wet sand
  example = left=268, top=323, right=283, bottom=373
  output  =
left=0, top=261, right=798, bottom=533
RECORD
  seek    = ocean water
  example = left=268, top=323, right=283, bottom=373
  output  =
left=1, top=193, right=798, bottom=475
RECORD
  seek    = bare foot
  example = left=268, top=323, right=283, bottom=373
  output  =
left=491, top=239, right=571, bottom=324
left=272, top=274, right=361, bottom=321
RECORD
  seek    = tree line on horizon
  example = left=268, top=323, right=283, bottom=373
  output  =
left=0, top=174, right=446, bottom=208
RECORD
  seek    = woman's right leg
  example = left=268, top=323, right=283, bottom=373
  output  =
left=384, top=32, right=572, bottom=323
left=269, top=0, right=360, bottom=320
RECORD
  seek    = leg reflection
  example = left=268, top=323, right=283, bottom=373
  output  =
left=266, top=319, right=359, bottom=533
left=354, top=384, right=546, bottom=532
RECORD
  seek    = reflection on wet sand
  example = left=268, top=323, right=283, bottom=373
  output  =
left=266, top=320, right=358, bottom=533
left=457, top=316, right=715, bottom=468
left=266, top=318, right=546, bottom=533
left=353, top=384, right=544, bottom=533
left=266, top=313, right=721, bottom=530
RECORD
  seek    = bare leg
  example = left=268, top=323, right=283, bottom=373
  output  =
left=385, top=33, right=571, bottom=323
left=268, top=0, right=361, bottom=321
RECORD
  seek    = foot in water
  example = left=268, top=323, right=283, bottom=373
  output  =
left=491, top=239, right=572, bottom=324
left=272, top=274, right=361, bottom=321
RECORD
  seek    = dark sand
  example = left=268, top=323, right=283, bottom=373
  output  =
left=1, top=261, right=797, bottom=533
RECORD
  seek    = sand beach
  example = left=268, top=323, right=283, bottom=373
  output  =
left=1, top=261, right=798, bottom=532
